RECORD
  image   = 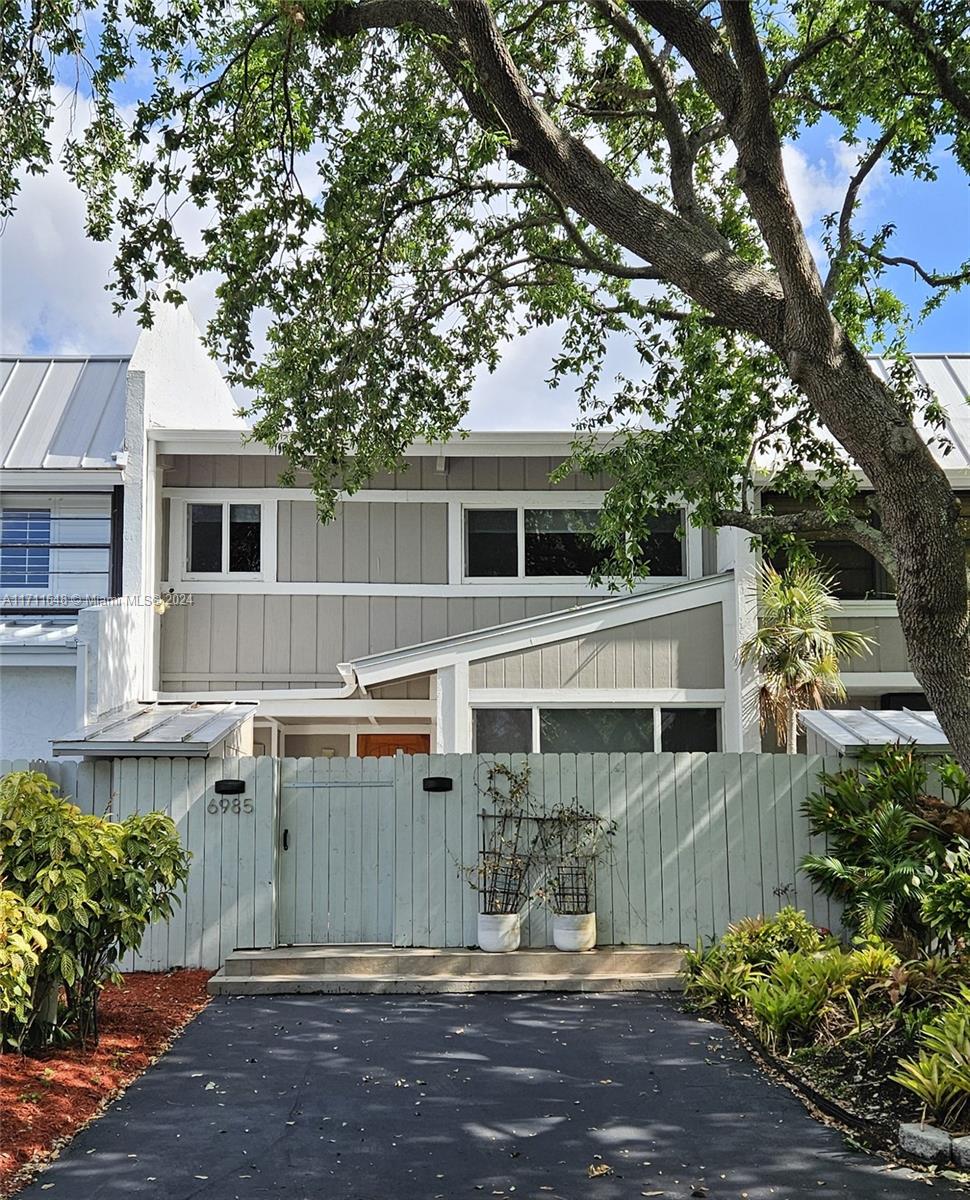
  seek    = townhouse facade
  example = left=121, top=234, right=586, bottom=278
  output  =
left=1, top=304, right=966, bottom=761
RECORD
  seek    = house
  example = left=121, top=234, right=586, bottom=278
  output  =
left=1, top=306, right=966, bottom=761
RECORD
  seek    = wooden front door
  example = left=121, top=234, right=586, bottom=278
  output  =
left=357, top=733, right=431, bottom=758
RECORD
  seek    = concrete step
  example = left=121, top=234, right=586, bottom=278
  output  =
left=222, top=945, right=684, bottom=979
left=207, top=971, right=684, bottom=996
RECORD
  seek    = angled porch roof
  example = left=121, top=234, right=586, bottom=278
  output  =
left=348, top=574, right=732, bottom=688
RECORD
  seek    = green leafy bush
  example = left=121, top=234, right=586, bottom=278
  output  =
left=0, top=889, right=55, bottom=1044
left=801, top=747, right=968, bottom=944
left=892, top=986, right=970, bottom=1131
left=920, top=840, right=970, bottom=952
left=0, top=771, right=190, bottom=1047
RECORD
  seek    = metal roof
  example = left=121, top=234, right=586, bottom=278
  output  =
left=869, top=355, right=970, bottom=470
left=799, top=708, right=950, bottom=753
left=0, top=356, right=129, bottom=470
left=0, top=617, right=79, bottom=648
left=52, top=700, right=258, bottom=757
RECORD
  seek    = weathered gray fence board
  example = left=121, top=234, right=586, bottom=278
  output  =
left=4, top=751, right=846, bottom=967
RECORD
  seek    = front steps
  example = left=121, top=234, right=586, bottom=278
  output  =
left=206, top=944, right=685, bottom=996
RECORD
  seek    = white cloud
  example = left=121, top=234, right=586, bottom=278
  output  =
left=0, top=87, right=226, bottom=358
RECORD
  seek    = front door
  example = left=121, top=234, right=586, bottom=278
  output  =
left=357, top=733, right=431, bottom=757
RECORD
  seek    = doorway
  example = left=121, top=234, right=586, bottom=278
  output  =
left=356, top=733, right=431, bottom=757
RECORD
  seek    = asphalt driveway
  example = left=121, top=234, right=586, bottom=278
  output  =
left=18, top=993, right=961, bottom=1199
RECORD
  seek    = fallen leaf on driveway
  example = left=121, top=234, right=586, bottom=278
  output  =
left=587, top=1163, right=614, bottom=1178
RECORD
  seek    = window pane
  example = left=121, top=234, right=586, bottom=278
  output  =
left=812, top=540, right=886, bottom=599
left=474, top=708, right=532, bottom=753
left=0, top=509, right=51, bottom=587
left=525, top=509, right=607, bottom=576
left=660, top=708, right=718, bottom=752
left=229, top=504, right=261, bottom=572
left=640, top=511, right=684, bottom=576
left=466, top=509, right=517, bottom=577
left=188, top=504, right=222, bottom=573
left=539, top=708, right=653, bottom=753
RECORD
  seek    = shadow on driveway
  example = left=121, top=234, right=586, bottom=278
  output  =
left=18, top=993, right=962, bottom=1199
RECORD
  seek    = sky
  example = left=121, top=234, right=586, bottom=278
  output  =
left=1, top=89, right=967, bottom=431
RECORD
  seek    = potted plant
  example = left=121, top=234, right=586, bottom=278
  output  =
left=464, top=763, right=537, bottom=952
left=537, top=801, right=616, bottom=952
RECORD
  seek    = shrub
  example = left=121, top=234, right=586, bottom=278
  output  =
left=716, top=906, right=828, bottom=966
left=801, top=747, right=966, bottom=944
left=0, top=771, right=190, bottom=1046
left=920, top=840, right=970, bottom=952
left=0, top=889, right=55, bottom=1046
left=892, top=986, right=970, bottom=1131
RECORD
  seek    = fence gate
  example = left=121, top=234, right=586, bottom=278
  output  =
left=277, top=755, right=397, bottom=945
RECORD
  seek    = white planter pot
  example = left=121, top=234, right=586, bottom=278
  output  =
left=478, top=912, right=521, bottom=953
left=553, top=912, right=596, bottom=952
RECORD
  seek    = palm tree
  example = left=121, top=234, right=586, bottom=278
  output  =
left=739, top=563, right=875, bottom=753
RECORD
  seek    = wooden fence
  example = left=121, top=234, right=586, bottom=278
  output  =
left=1, top=752, right=842, bottom=968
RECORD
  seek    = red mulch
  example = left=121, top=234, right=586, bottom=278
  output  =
left=0, top=970, right=212, bottom=1197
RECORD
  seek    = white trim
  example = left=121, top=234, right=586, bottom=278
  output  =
left=840, top=672, right=919, bottom=690
left=447, top=500, right=463, bottom=586
left=353, top=574, right=732, bottom=685
left=0, top=470, right=122, bottom=490
left=149, top=429, right=621, bottom=457
left=164, top=486, right=609, bottom=505
left=154, top=579, right=664, bottom=598
left=468, top=688, right=726, bottom=705
left=0, top=648, right=77, bottom=666
left=834, top=600, right=899, bottom=618
left=158, top=693, right=436, bottom=717
left=169, top=497, right=276, bottom=585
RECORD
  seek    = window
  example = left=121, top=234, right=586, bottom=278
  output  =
left=659, top=708, right=718, bottom=752
left=186, top=502, right=261, bottom=575
left=638, top=512, right=685, bottom=577
left=0, top=509, right=51, bottom=587
left=464, top=506, right=685, bottom=579
left=465, top=509, right=517, bottom=577
left=540, top=708, right=654, bottom=753
left=525, top=509, right=606, bottom=576
left=474, top=708, right=532, bottom=753
left=472, top=704, right=720, bottom=753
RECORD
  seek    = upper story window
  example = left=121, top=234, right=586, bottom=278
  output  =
left=186, top=502, right=261, bottom=576
left=0, top=509, right=51, bottom=587
left=771, top=538, right=895, bottom=600
left=464, top=506, right=684, bottom=579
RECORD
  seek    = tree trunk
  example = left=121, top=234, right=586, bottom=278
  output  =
left=787, top=706, right=798, bottom=755
left=795, top=344, right=970, bottom=769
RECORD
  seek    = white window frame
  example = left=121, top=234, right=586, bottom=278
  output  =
left=470, top=699, right=722, bottom=754
left=459, top=498, right=690, bottom=584
left=171, top=497, right=275, bottom=584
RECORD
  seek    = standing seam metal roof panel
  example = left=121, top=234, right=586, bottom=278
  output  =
left=0, top=356, right=129, bottom=470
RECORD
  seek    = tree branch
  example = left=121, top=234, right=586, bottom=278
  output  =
left=823, top=124, right=897, bottom=302
left=876, top=0, right=970, bottom=123
left=715, top=507, right=895, bottom=571
left=858, top=247, right=970, bottom=290
left=588, top=0, right=709, bottom=227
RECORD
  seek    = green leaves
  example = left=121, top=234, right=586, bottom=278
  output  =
left=0, top=771, right=190, bottom=1047
left=800, top=748, right=966, bottom=944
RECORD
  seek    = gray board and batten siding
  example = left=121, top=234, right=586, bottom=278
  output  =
left=162, top=454, right=614, bottom=491
left=469, top=604, right=725, bottom=690
left=159, top=597, right=725, bottom=691
left=3, top=752, right=843, bottom=968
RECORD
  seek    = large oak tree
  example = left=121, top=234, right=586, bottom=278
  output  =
left=3, top=1, right=969, bottom=757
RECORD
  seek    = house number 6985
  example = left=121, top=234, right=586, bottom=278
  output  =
left=207, top=796, right=254, bottom=814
